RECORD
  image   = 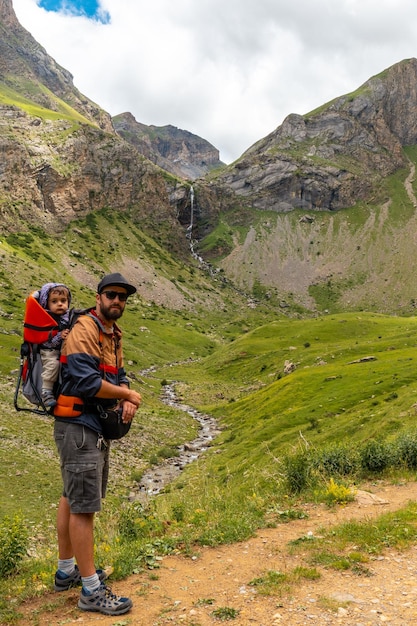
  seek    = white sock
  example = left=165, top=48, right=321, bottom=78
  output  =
left=82, top=572, right=101, bottom=593
left=57, top=557, right=75, bottom=575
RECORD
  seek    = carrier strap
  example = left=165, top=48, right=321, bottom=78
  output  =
left=24, top=322, right=58, bottom=332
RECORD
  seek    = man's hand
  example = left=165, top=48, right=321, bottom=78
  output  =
left=97, top=382, right=142, bottom=410
left=126, top=389, right=141, bottom=408
left=119, top=390, right=142, bottom=423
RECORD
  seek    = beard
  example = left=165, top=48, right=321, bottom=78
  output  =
left=99, top=301, right=124, bottom=321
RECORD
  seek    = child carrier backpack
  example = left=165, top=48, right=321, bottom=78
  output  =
left=13, top=292, right=85, bottom=415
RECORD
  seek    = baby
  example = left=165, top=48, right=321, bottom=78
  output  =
left=37, top=283, right=71, bottom=407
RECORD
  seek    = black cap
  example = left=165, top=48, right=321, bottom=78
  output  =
left=97, top=272, right=137, bottom=296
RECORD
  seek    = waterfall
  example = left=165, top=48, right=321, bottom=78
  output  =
left=186, top=184, right=194, bottom=240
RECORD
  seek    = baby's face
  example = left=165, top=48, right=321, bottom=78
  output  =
left=48, top=292, right=69, bottom=315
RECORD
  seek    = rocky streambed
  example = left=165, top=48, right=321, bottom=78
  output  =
left=135, top=384, right=221, bottom=500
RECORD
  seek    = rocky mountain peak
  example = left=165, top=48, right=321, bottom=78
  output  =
left=113, top=112, right=224, bottom=180
left=214, top=58, right=417, bottom=213
left=0, top=1, right=113, bottom=132
left=0, top=0, right=19, bottom=28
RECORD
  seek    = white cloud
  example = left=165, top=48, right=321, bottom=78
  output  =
left=12, top=0, right=417, bottom=163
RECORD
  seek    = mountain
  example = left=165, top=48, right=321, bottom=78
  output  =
left=113, top=113, right=224, bottom=180
left=0, top=0, right=112, bottom=132
left=187, top=58, right=417, bottom=314
left=4, top=0, right=417, bottom=315
left=0, top=0, right=194, bottom=253
left=210, top=59, right=417, bottom=213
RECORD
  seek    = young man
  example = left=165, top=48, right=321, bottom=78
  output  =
left=53, top=273, right=142, bottom=615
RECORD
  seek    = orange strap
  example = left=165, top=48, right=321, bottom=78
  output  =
left=53, top=394, right=84, bottom=418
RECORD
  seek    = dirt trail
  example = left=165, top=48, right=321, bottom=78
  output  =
left=14, top=481, right=417, bottom=626
left=404, top=157, right=417, bottom=208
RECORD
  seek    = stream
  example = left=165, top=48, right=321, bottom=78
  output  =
left=134, top=384, right=221, bottom=501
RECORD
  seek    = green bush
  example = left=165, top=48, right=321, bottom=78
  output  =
left=316, top=444, right=359, bottom=478
left=0, top=514, right=29, bottom=578
left=118, top=502, right=164, bottom=542
left=283, top=451, right=314, bottom=494
left=280, top=431, right=417, bottom=497
left=395, top=431, right=417, bottom=470
left=359, top=439, right=392, bottom=473
left=118, top=502, right=147, bottom=541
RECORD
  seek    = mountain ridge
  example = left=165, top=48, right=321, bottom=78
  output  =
left=210, top=58, right=417, bottom=213
left=3, top=0, right=417, bottom=314
left=0, top=0, right=113, bottom=132
left=112, top=112, right=224, bottom=181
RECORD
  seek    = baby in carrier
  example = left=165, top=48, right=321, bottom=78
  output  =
left=36, top=283, right=71, bottom=407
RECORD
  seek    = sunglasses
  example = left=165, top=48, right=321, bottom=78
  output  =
left=101, top=290, right=129, bottom=302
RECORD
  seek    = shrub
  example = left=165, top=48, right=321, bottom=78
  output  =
left=316, top=444, right=359, bottom=478
left=118, top=502, right=165, bottom=542
left=0, top=514, right=29, bottom=578
left=360, top=439, right=392, bottom=473
left=321, top=478, right=355, bottom=505
left=395, top=431, right=417, bottom=470
left=283, top=451, right=314, bottom=494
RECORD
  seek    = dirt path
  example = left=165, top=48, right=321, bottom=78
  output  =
left=14, top=481, right=417, bottom=626
left=404, top=157, right=417, bottom=208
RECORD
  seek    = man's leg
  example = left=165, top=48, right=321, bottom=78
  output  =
left=57, top=495, right=72, bottom=559
left=57, top=496, right=96, bottom=576
left=54, top=423, right=102, bottom=589
left=69, top=511, right=96, bottom=577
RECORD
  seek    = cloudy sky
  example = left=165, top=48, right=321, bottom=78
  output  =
left=12, top=0, right=417, bottom=163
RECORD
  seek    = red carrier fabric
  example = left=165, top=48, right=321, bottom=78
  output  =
left=23, top=292, right=59, bottom=344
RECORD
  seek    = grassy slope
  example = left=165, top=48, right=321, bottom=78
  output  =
left=154, top=313, right=417, bottom=502
left=2, top=198, right=417, bottom=622
left=201, top=146, right=417, bottom=315
left=0, top=208, right=273, bottom=522
left=2, top=209, right=417, bottom=519
left=0, top=81, right=94, bottom=124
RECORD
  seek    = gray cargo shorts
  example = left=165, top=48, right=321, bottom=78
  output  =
left=54, top=421, right=110, bottom=514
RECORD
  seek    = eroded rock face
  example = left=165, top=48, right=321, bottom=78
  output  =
left=0, top=106, right=191, bottom=242
left=0, top=2, right=192, bottom=240
left=113, top=113, right=224, bottom=181
left=214, top=59, right=417, bottom=212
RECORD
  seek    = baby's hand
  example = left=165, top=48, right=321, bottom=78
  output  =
left=61, top=329, right=70, bottom=339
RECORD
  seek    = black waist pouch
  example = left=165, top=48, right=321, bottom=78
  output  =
left=98, top=406, right=131, bottom=440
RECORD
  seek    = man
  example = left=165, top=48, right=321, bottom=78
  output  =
left=52, top=273, right=142, bottom=615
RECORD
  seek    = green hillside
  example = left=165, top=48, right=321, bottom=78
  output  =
left=0, top=80, right=93, bottom=124
left=2, top=210, right=417, bottom=622
left=199, top=145, right=417, bottom=315
left=160, top=313, right=417, bottom=482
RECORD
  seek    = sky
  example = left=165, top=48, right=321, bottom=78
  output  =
left=11, top=0, right=417, bottom=164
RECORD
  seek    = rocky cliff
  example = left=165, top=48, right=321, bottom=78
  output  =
left=0, top=0, right=112, bottom=132
left=211, top=58, right=417, bottom=213
left=0, top=0, right=195, bottom=253
left=113, top=113, right=224, bottom=181
left=0, top=107, right=187, bottom=250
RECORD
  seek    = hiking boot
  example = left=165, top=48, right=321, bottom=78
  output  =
left=54, top=565, right=106, bottom=592
left=78, top=583, right=133, bottom=615
left=41, top=390, right=57, bottom=407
